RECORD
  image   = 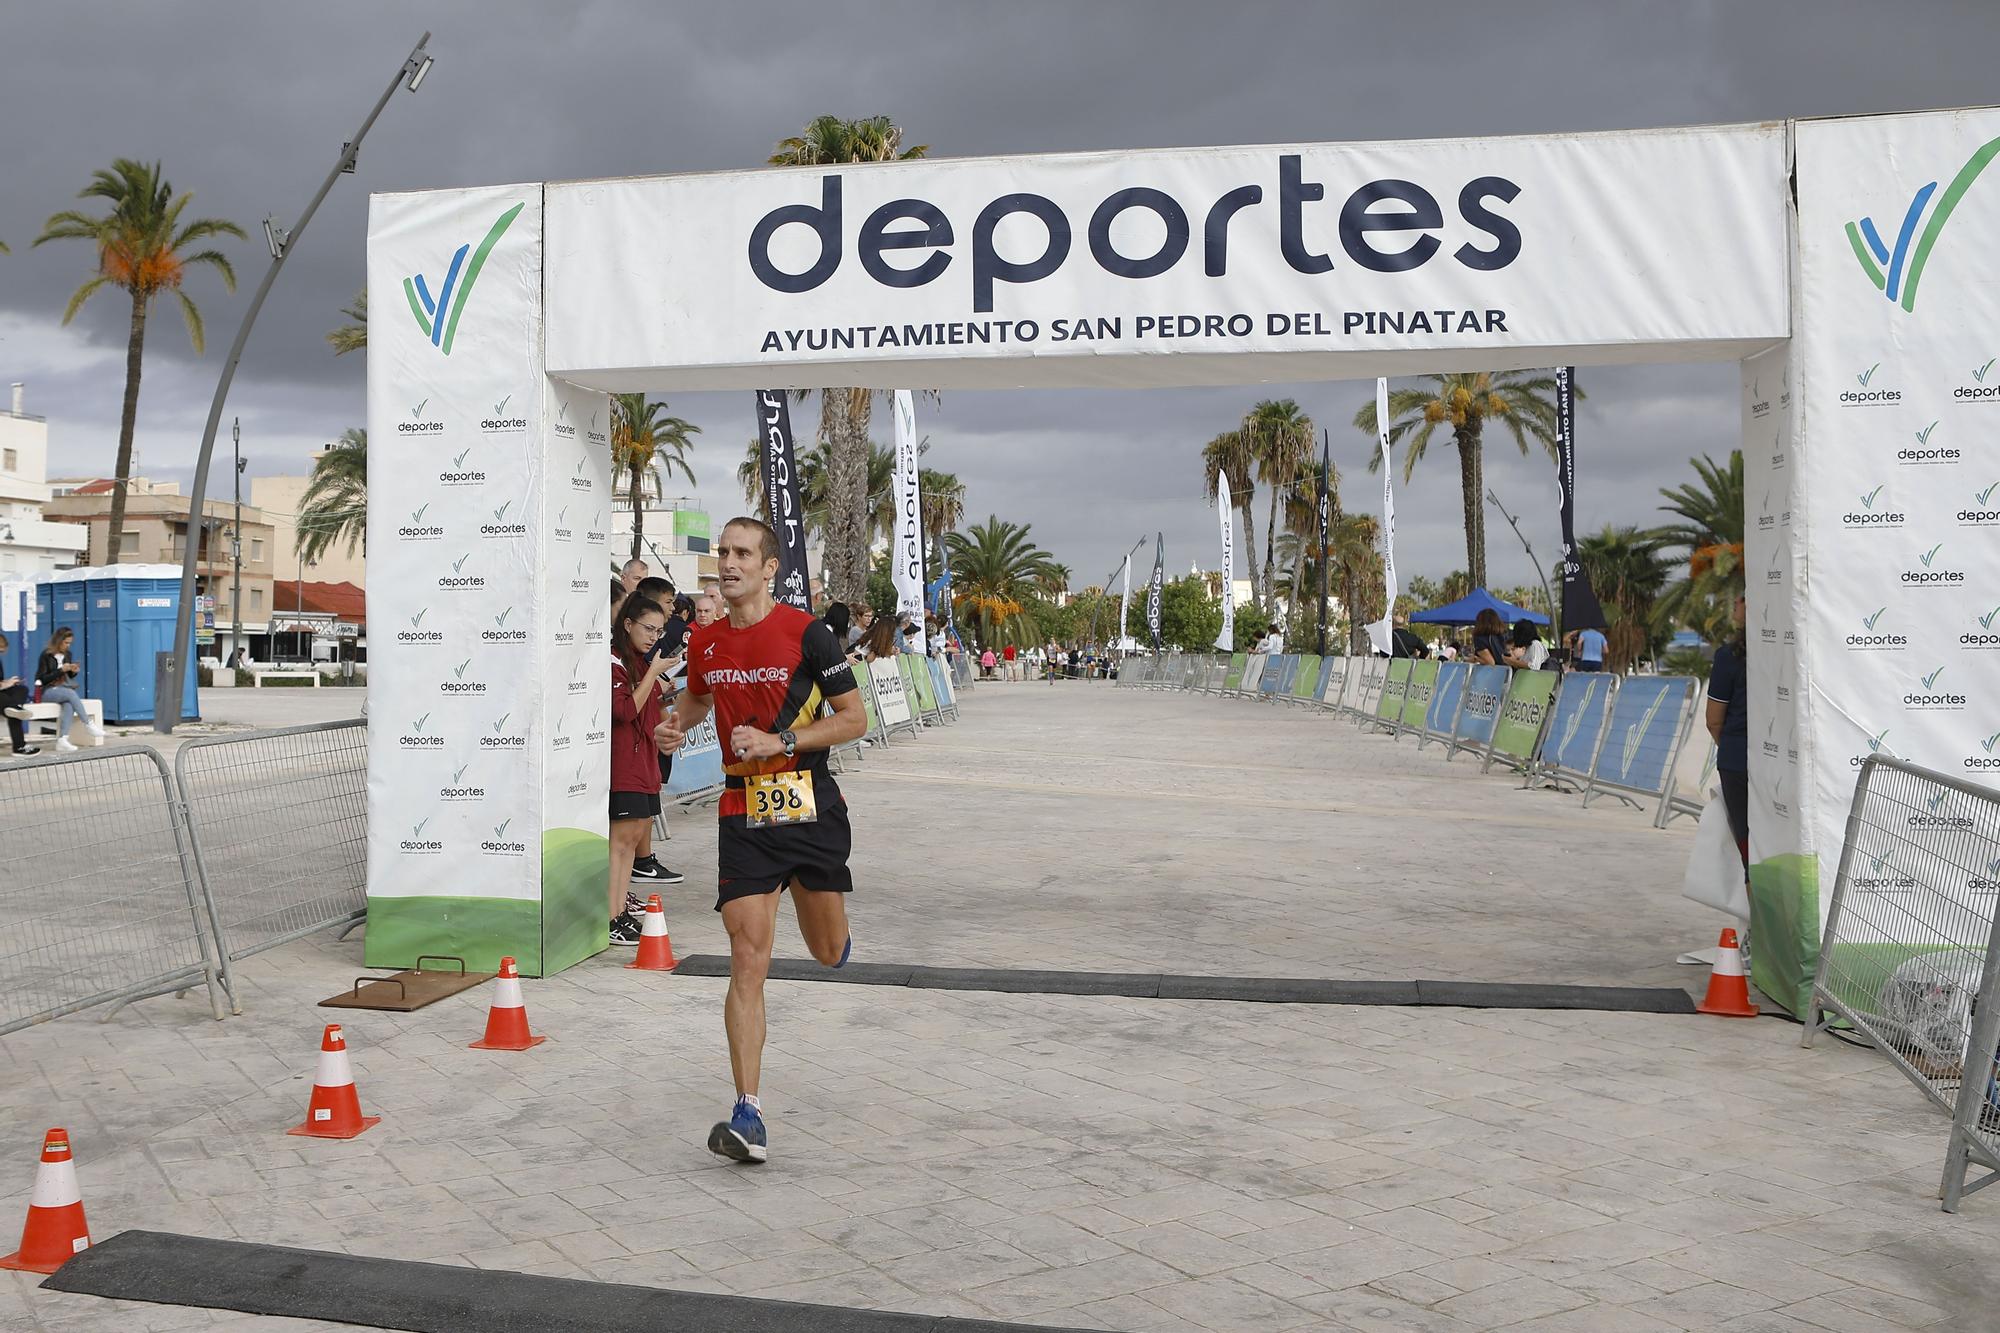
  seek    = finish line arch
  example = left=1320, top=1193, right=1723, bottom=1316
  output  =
left=363, top=105, right=2000, bottom=1012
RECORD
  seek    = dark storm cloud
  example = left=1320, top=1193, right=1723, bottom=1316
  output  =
left=1, top=0, right=1995, bottom=588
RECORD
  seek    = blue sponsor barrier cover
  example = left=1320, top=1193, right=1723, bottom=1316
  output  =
left=1590, top=676, right=1694, bottom=797
left=1426, top=660, right=1469, bottom=736
left=1454, top=664, right=1513, bottom=748
left=665, top=715, right=725, bottom=799
left=1543, top=673, right=1617, bottom=775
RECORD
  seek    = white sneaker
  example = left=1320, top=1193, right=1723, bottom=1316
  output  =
left=55, top=737, right=77, bottom=752
left=2, top=707, right=30, bottom=720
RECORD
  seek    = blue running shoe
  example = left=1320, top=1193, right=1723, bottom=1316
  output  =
left=707, top=1098, right=767, bottom=1164
left=833, top=935, right=852, bottom=969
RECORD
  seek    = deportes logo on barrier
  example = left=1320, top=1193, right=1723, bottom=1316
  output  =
left=403, top=202, right=525, bottom=354
left=1847, top=136, right=2000, bottom=312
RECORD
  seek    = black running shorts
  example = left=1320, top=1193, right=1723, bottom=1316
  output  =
left=610, top=790, right=662, bottom=822
left=715, top=790, right=854, bottom=910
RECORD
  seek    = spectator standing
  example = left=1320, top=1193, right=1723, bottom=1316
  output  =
left=620, top=558, right=648, bottom=600
left=979, top=647, right=997, bottom=678
left=607, top=594, right=673, bottom=944
left=1002, top=642, right=1018, bottom=680
left=1707, top=594, right=1751, bottom=873
left=1571, top=624, right=1609, bottom=671
left=1389, top=613, right=1424, bottom=659
left=627, top=578, right=686, bottom=891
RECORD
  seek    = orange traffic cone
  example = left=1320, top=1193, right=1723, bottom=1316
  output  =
left=1696, top=928, right=1759, bottom=1017
left=0, top=1128, right=90, bottom=1274
left=287, top=1023, right=381, bottom=1139
left=470, top=956, right=547, bottom=1050
left=626, top=894, right=679, bottom=971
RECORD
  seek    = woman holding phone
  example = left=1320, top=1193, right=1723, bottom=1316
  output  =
left=608, top=595, right=674, bottom=944
left=36, top=627, right=99, bottom=752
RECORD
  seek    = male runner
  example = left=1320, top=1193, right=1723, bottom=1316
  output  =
left=654, top=517, right=866, bottom=1164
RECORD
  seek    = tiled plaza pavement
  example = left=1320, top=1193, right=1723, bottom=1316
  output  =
left=6, top=683, right=1997, bottom=1331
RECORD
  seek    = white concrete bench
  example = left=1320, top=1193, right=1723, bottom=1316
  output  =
left=250, top=670, right=321, bottom=688
left=15, top=698, right=105, bottom=744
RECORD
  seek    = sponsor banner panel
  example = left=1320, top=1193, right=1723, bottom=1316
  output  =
left=1543, top=672, right=1615, bottom=775
left=1454, top=664, right=1511, bottom=749
left=1400, top=658, right=1437, bottom=730
left=1795, top=110, right=2000, bottom=963
left=869, top=657, right=912, bottom=727
left=665, top=715, right=724, bottom=799
left=544, top=125, right=1788, bottom=389
left=1588, top=676, right=1693, bottom=798
left=1426, top=660, right=1469, bottom=736
left=1490, top=668, right=1557, bottom=764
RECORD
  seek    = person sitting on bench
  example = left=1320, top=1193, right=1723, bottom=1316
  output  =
left=0, top=632, right=41, bottom=757
left=35, top=626, right=102, bottom=752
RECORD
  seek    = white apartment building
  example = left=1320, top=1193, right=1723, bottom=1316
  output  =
left=0, top=384, right=90, bottom=576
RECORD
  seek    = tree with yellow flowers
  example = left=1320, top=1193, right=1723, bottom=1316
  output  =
left=1352, top=371, right=1573, bottom=589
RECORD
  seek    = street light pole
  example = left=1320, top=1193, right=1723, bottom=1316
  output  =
left=1486, top=488, right=1558, bottom=640
left=157, top=32, right=435, bottom=732
left=231, top=416, right=243, bottom=668
left=1086, top=534, right=1148, bottom=656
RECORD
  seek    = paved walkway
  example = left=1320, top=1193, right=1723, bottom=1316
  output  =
left=6, top=683, right=1996, bottom=1331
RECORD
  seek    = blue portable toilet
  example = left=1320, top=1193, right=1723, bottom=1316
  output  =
left=45, top=575, right=88, bottom=687
left=0, top=581, right=28, bottom=683
left=86, top=574, right=120, bottom=703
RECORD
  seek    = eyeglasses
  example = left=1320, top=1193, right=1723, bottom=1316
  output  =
left=630, top=622, right=663, bottom=639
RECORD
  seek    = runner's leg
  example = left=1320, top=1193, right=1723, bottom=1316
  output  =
left=721, top=891, right=780, bottom=1096
left=608, top=818, right=644, bottom=919
left=791, top=880, right=850, bottom=966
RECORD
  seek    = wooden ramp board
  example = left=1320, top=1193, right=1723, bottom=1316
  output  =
left=320, top=957, right=491, bottom=1012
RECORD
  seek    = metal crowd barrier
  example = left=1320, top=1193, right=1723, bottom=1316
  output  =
left=175, top=720, right=368, bottom=977
left=1802, top=755, right=2000, bottom=1211
left=1582, top=675, right=1699, bottom=821
left=0, top=746, right=229, bottom=1035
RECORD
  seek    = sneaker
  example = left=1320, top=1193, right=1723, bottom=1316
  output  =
left=831, top=935, right=852, bottom=969
left=2, top=707, right=30, bottom=720
left=12, top=745, right=40, bottom=758
left=55, top=737, right=77, bottom=753
left=608, top=913, right=645, bottom=947
left=631, top=855, right=685, bottom=886
left=707, top=1098, right=768, bottom=1164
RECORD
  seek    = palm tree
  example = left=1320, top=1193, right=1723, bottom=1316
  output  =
left=1201, top=429, right=1259, bottom=603
left=1577, top=524, right=1674, bottom=672
left=327, top=289, right=367, bottom=356
left=739, top=437, right=896, bottom=549
left=943, top=516, right=1059, bottom=648
left=1354, top=371, right=1569, bottom=588
left=1278, top=457, right=1336, bottom=634
left=611, top=393, right=699, bottom=562
left=919, top=468, right=966, bottom=540
left=1038, top=562, right=1072, bottom=599
left=36, top=159, right=243, bottom=564
left=1325, top=512, right=1381, bottom=652
left=768, top=116, right=928, bottom=601
left=297, top=429, right=368, bottom=563
left=1244, top=399, right=1315, bottom=611
left=1656, top=450, right=1744, bottom=550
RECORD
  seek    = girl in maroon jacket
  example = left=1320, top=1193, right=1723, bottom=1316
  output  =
left=608, top=594, right=673, bottom=944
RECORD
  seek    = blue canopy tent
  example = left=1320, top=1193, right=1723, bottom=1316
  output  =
left=1408, top=588, right=1551, bottom=627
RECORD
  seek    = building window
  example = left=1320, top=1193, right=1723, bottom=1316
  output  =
left=251, top=538, right=264, bottom=562
left=250, top=589, right=263, bottom=612
left=2, top=448, right=16, bottom=471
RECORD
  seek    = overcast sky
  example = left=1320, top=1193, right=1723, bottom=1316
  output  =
left=3, top=0, right=1996, bottom=590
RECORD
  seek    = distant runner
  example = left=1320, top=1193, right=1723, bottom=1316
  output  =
left=654, top=517, right=866, bottom=1164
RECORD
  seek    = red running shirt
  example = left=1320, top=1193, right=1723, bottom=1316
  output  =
left=686, top=604, right=858, bottom=818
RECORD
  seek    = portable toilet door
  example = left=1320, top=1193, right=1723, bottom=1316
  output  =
left=116, top=577, right=196, bottom=724
left=48, top=577, right=88, bottom=692
left=0, top=582, right=27, bottom=684
left=86, top=575, right=121, bottom=707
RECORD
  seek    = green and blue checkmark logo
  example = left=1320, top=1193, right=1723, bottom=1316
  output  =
left=1856, top=363, right=1880, bottom=387
left=1860, top=485, right=1884, bottom=509
left=1863, top=607, right=1887, bottom=629
left=1914, top=422, right=1938, bottom=446
left=1976, top=358, right=1996, bottom=384
left=1848, top=135, right=2000, bottom=311
left=403, top=202, right=525, bottom=355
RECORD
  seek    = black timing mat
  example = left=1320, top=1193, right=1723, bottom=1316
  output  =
left=669, top=957, right=1696, bottom=1014
left=42, top=1231, right=1096, bottom=1333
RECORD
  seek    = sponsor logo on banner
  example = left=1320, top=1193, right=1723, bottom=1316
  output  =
left=481, top=393, right=527, bottom=434
left=441, top=657, right=487, bottom=696
left=552, top=608, right=575, bottom=646
left=585, top=607, right=606, bottom=645
left=585, top=408, right=607, bottom=447
left=1851, top=849, right=1919, bottom=893
left=565, top=760, right=591, bottom=800
left=1953, top=357, right=2000, bottom=403
left=399, top=817, right=443, bottom=856
left=399, top=503, right=443, bottom=542
left=551, top=707, right=572, bottom=753
left=1846, top=135, right=2000, bottom=312
left=440, top=445, right=485, bottom=487
left=1898, top=420, right=1958, bottom=466
left=480, top=498, right=527, bottom=540
left=1842, top=484, right=1904, bottom=529
left=569, top=456, right=593, bottom=492
left=1962, top=604, right=2000, bottom=651
left=398, top=712, right=445, bottom=751
left=1847, top=607, right=1907, bottom=652
left=440, top=762, right=485, bottom=803
left=1838, top=362, right=1900, bottom=407
left=399, top=398, right=443, bottom=435
left=481, top=818, right=526, bottom=857
left=1850, top=726, right=1896, bottom=769
left=1969, top=854, right=2000, bottom=895
left=566, top=662, right=590, bottom=696
left=438, top=552, right=484, bottom=591
left=1748, top=377, right=1772, bottom=418
left=584, top=709, right=607, bottom=747
left=1908, top=789, right=1978, bottom=832
left=552, top=504, right=574, bottom=543
left=1959, top=481, right=2000, bottom=526
left=1901, top=541, right=1966, bottom=587
left=568, top=559, right=592, bottom=594
left=398, top=607, right=444, bottom=646
left=403, top=201, right=526, bottom=354
left=482, top=606, right=528, bottom=644
left=553, top=399, right=575, bottom=439
left=1967, top=729, right=2000, bottom=772
left=585, top=511, right=607, bottom=545
left=1903, top=665, right=1965, bottom=711
left=481, top=712, right=525, bottom=750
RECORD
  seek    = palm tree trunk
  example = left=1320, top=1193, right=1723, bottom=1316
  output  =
left=1284, top=546, right=1304, bottom=635
left=1456, top=423, right=1487, bottom=589
left=106, top=289, right=148, bottom=565
left=1263, top=486, right=1281, bottom=613
left=628, top=464, right=645, bottom=563
left=823, top=390, right=873, bottom=602
left=1237, top=494, right=1259, bottom=608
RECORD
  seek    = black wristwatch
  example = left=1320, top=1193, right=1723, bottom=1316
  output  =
left=779, top=729, right=797, bottom=758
